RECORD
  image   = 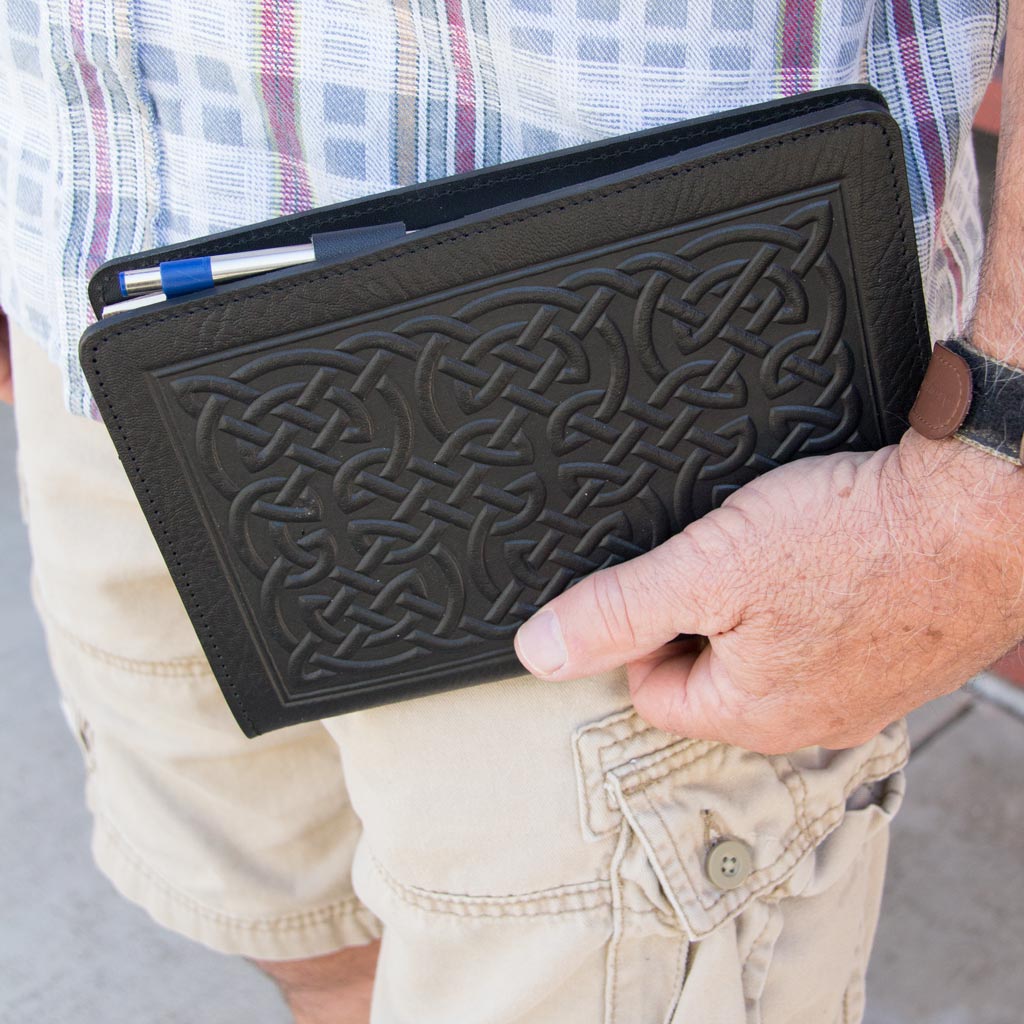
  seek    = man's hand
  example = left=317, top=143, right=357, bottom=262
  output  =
left=517, top=4, right=1024, bottom=754
left=0, top=311, right=12, bottom=404
left=514, top=430, right=1024, bottom=753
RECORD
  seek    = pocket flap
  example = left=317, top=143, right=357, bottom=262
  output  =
left=581, top=713, right=909, bottom=940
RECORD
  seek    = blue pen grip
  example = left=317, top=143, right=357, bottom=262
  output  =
left=160, top=257, right=214, bottom=297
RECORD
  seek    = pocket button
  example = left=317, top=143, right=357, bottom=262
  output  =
left=705, top=838, right=753, bottom=891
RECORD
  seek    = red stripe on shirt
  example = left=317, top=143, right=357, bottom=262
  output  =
left=444, top=0, right=476, bottom=173
left=891, top=0, right=946, bottom=214
left=779, top=0, right=817, bottom=96
left=259, top=0, right=313, bottom=215
left=69, top=0, right=112, bottom=278
left=938, top=223, right=965, bottom=323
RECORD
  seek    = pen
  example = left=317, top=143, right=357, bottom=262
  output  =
left=117, top=220, right=409, bottom=300
left=101, top=291, right=169, bottom=318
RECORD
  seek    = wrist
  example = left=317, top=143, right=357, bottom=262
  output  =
left=968, top=315, right=1024, bottom=374
left=966, top=239, right=1024, bottom=371
left=909, top=330, right=1024, bottom=467
left=892, top=426, right=1024, bottom=635
left=896, top=424, right=1024, bottom=516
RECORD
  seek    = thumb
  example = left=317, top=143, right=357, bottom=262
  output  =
left=513, top=525, right=742, bottom=681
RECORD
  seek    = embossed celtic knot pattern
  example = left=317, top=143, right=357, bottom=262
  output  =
left=163, top=193, right=871, bottom=697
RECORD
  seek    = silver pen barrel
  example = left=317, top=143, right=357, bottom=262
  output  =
left=120, top=266, right=163, bottom=296
left=119, top=242, right=317, bottom=297
left=209, top=243, right=316, bottom=280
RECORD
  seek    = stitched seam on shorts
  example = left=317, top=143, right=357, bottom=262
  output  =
left=594, top=711, right=676, bottom=764
left=842, top=838, right=874, bottom=1024
left=594, top=727, right=694, bottom=822
left=615, top=740, right=724, bottom=795
left=635, top=739, right=909, bottom=922
left=714, top=742, right=909, bottom=917
left=367, top=851, right=612, bottom=917
left=677, top=942, right=698, bottom=1018
left=777, top=754, right=812, bottom=833
left=34, top=581, right=212, bottom=677
left=573, top=707, right=644, bottom=834
left=636, top=785, right=709, bottom=919
left=740, top=903, right=780, bottom=1022
left=97, top=816, right=367, bottom=931
left=87, top=115, right=914, bottom=734
left=598, top=735, right=691, bottom=788
left=574, top=707, right=678, bottom=836
left=605, top=821, right=630, bottom=1024
left=662, top=934, right=690, bottom=1024
left=577, top=706, right=646, bottom=747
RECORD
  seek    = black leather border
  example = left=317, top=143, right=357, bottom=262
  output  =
left=143, top=181, right=870, bottom=712
left=87, top=85, right=888, bottom=315
left=80, top=97, right=931, bottom=735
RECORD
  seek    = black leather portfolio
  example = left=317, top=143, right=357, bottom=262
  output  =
left=80, top=85, right=932, bottom=736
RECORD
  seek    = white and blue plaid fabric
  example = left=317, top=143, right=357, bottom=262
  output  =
left=0, top=0, right=1007, bottom=417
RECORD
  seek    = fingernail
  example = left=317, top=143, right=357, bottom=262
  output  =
left=515, top=610, right=567, bottom=677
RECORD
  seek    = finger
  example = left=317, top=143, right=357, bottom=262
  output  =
left=631, top=643, right=813, bottom=753
left=627, top=642, right=726, bottom=741
left=513, top=525, right=743, bottom=680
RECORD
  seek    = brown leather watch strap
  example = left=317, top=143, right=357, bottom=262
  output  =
left=908, top=341, right=973, bottom=440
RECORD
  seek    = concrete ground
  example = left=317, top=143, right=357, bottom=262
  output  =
left=2, top=131, right=1020, bottom=1024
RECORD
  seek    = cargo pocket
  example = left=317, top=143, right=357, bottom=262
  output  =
left=574, top=708, right=910, bottom=1024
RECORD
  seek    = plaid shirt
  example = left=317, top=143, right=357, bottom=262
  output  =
left=0, top=0, right=1006, bottom=417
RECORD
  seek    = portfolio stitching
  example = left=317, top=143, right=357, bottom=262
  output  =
left=95, top=92, right=861, bottom=284
left=89, top=116, right=915, bottom=729
left=94, top=119, right=895, bottom=335
left=876, top=115, right=926, bottom=375
left=86, top=390, right=256, bottom=734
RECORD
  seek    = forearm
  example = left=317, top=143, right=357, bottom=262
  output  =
left=889, top=8, right=1024, bottom=648
left=898, top=4, right=1024, bottom=502
left=968, top=1, right=1024, bottom=367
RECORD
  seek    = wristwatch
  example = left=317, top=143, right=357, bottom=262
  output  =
left=908, top=336, right=1024, bottom=467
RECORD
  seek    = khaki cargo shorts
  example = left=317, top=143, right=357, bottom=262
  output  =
left=11, top=322, right=910, bottom=1023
